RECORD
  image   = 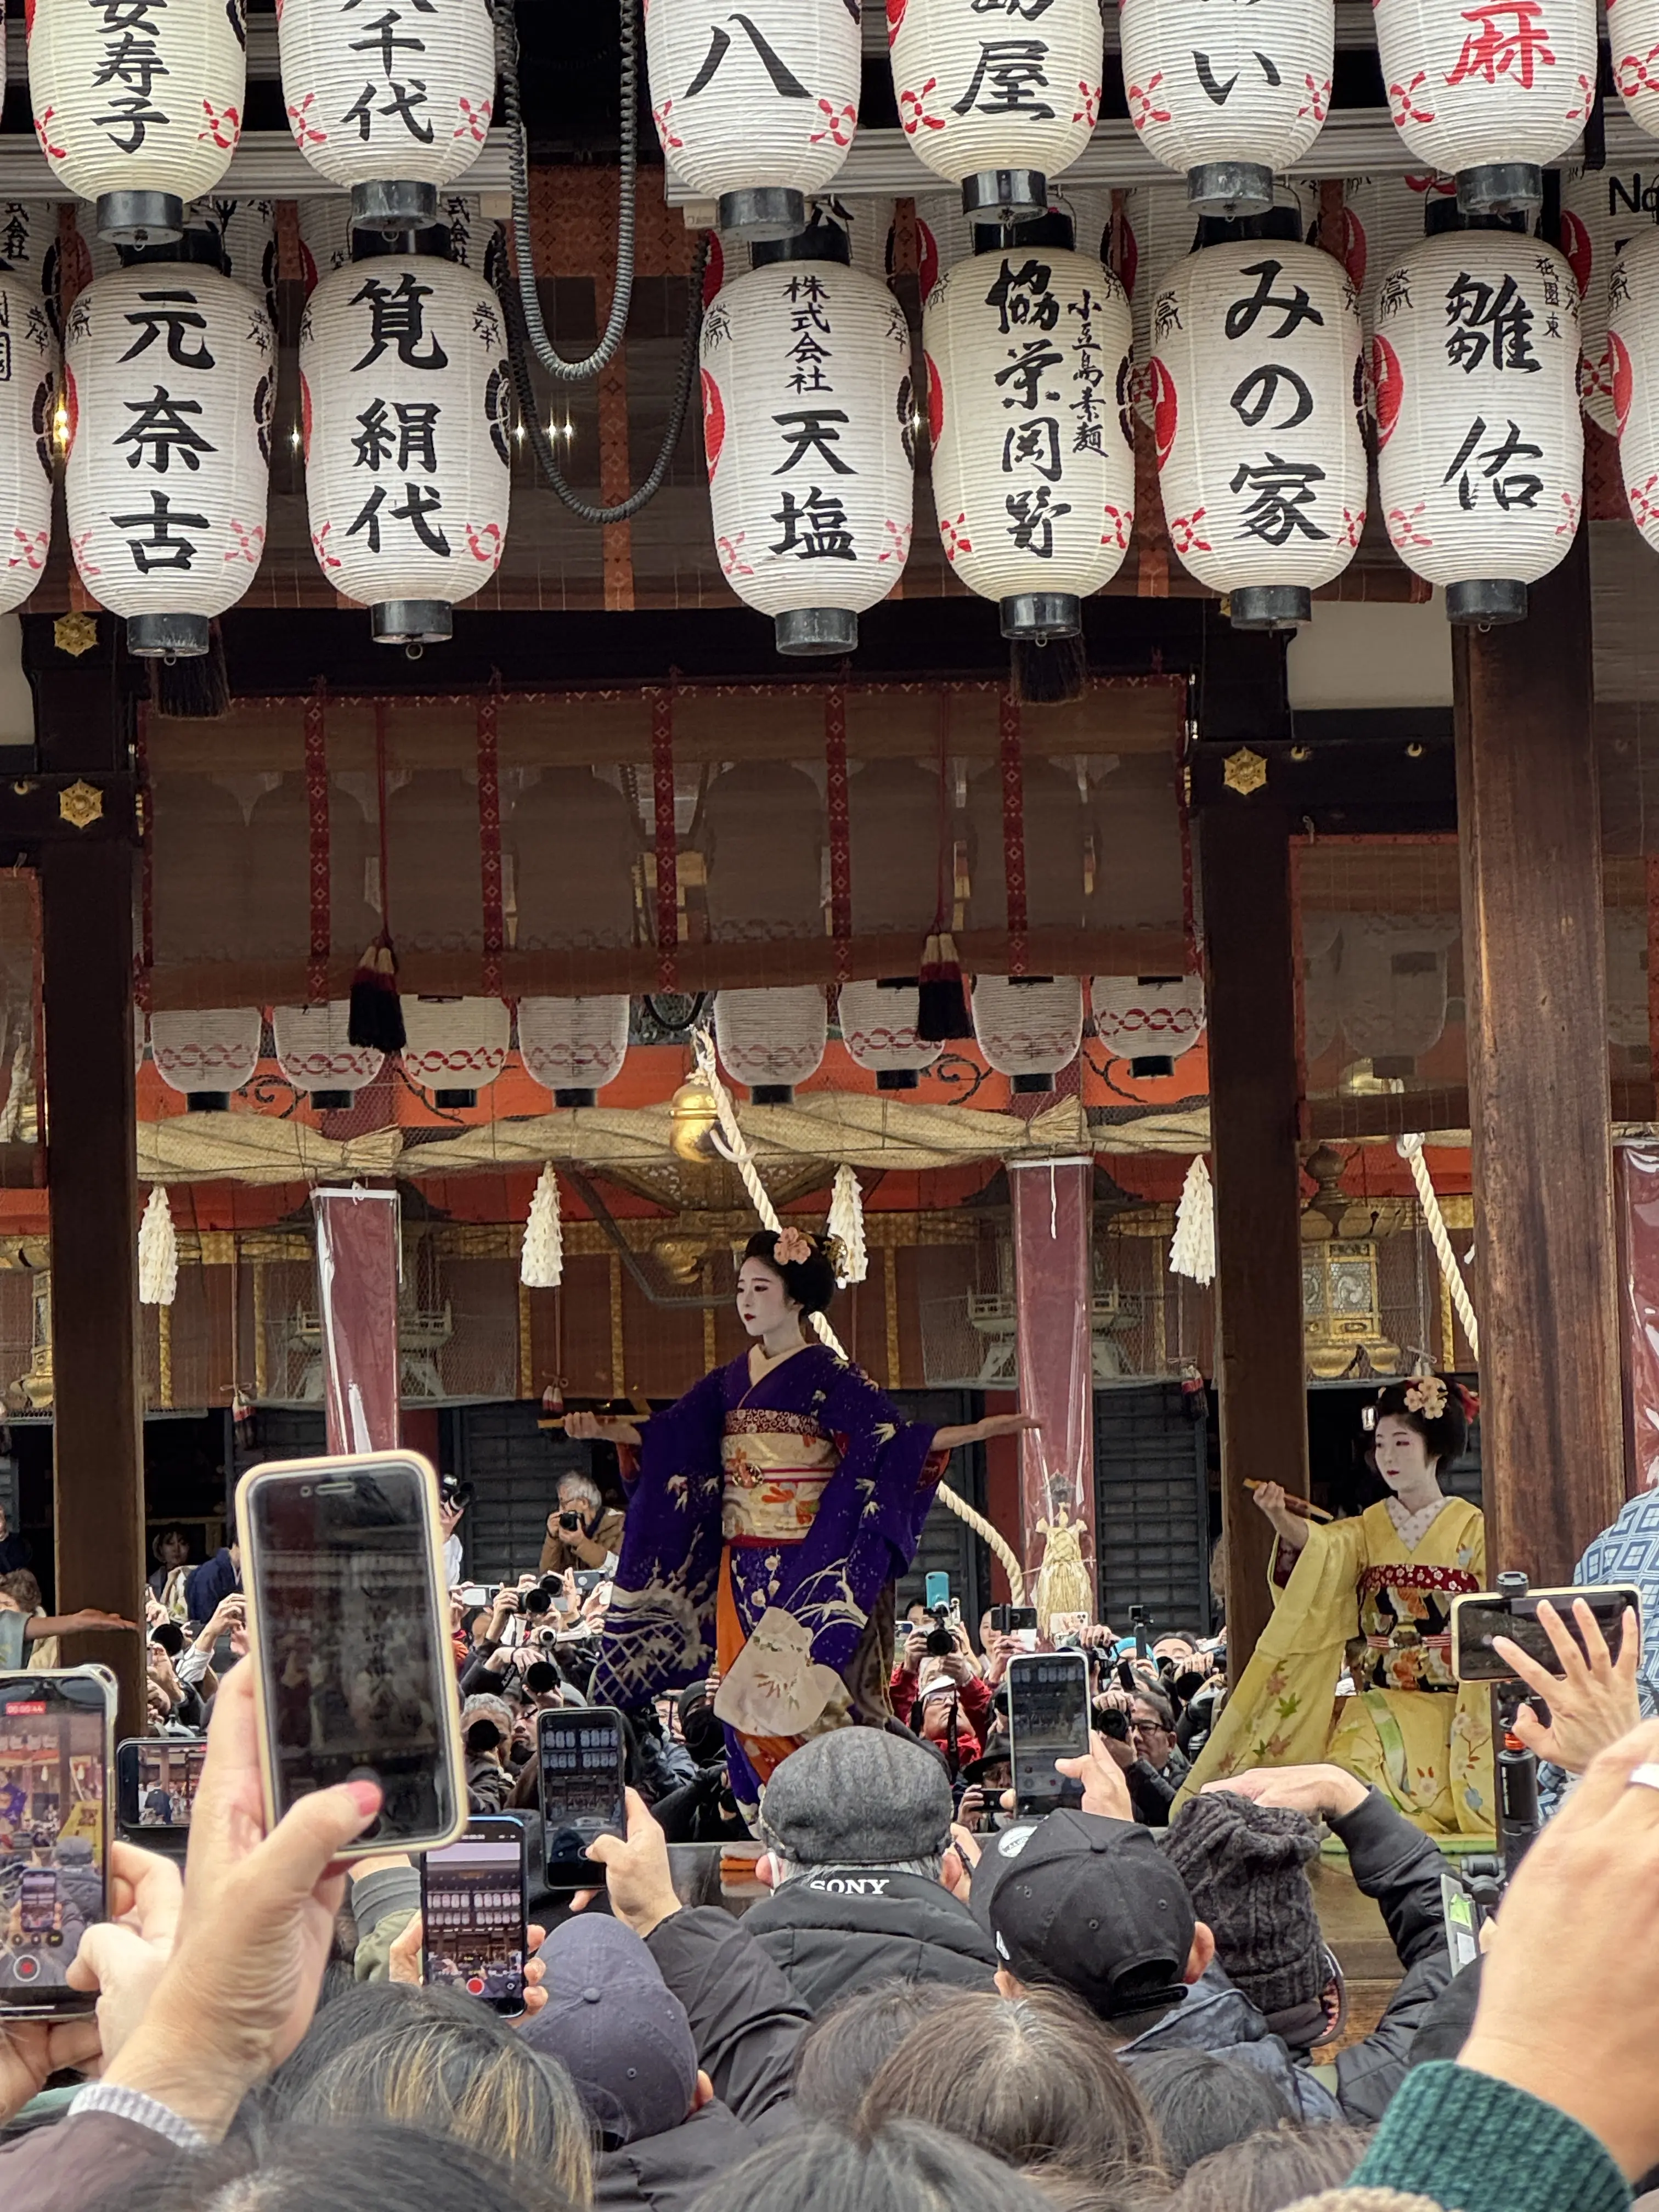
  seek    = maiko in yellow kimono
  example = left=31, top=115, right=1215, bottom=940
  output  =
left=1179, top=1497, right=1494, bottom=1837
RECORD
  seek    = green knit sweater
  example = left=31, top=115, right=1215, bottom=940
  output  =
left=1351, top=2063, right=1630, bottom=2212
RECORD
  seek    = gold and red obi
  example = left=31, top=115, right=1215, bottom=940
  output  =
left=721, top=1409, right=839, bottom=1545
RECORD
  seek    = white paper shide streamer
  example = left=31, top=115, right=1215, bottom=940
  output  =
left=648, top=0, right=861, bottom=238
left=887, top=0, right=1103, bottom=222
left=1373, top=0, right=1596, bottom=215
left=301, top=253, right=511, bottom=647
left=139, top=1185, right=178, bottom=1307
left=827, top=1163, right=868, bottom=1287
left=0, top=276, right=58, bottom=610
left=1119, top=0, right=1334, bottom=216
left=926, top=242, right=1134, bottom=641
left=702, top=243, right=915, bottom=657
left=1152, top=238, right=1367, bottom=629
left=521, top=1163, right=564, bottom=1291
left=65, top=265, right=273, bottom=659
left=29, top=0, right=247, bottom=242
left=1169, top=1156, right=1216, bottom=1286
left=277, top=0, right=496, bottom=231
left=1372, top=231, right=1582, bottom=624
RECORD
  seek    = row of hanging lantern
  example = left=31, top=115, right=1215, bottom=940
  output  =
left=144, top=975, right=1206, bottom=1113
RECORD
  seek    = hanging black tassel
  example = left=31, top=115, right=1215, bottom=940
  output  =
left=1012, top=630, right=1088, bottom=706
left=917, top=931, right=973, bottom=1042
left=348, top=933, right=405, bottom=1053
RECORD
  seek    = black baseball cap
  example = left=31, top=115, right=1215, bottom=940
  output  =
left=974, top=1809, right=1197, bottom=2022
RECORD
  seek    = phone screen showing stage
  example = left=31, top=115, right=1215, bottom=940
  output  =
left=136, top=1741, right=206, bottom=1828
left=0, top=1677, right=109, bottom=2011
left=421, top=1823, right=527, bottom=2017
left=538, top=1710, right=625, bottom=1883
left=1008, top=1653, right=1090, bottom=1813
left=246, top=1463, right=460, bottom=1845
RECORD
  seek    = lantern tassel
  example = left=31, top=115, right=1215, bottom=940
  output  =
left=347, top=932, right=406, bottom=1056
left=138, top=1185, right=178, bottom=1308
left=827, top=1163, right=868, bottom=1287
left=521, top=1163, right=564, bottom=1290
left=1169, top=1156, right=1216, bottom=1288
left=917, top=932, right=973, bottom=1043
left=1012, top=631, right=1087, bottom=707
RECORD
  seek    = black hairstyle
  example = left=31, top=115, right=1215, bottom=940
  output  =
left=741, top=1227, right=839, bottom=1318
left=116, top=2121, right=572, bottom=2212
left=1129, top=1683, right=1177, bottom=1733
left=793, top=1979, right=962, bottom=2123
left=1127, top=2050, right=1293, bottom=2178
left=1372, top=1374, right=1469, bottom=1467
left=708, top=2116, right=1063, bottom=2212
left=150, top=1524, right=191, bottom=1562
left=1169, top=2120, right=1375, bottom=2212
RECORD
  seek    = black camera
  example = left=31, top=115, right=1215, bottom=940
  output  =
left=924, top=1601, right=956, bottom=1657
left=989, top=1605, right=1037, bottom=1635
left=558, top=1510, right=583, bottom=1532
left=1097, top=1706, right=1132, bottom=1744
left=522, top=1587, right=554, bottom=1617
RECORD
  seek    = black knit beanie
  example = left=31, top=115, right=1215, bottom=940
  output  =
left=1164, top=1791, right=1325, bottom=2018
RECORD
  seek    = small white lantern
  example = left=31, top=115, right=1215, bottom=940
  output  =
left=647, top=0, right=860, bottom=240
left=29, top=0, right=247, bottom=245
left=1612, top=0, right=1659, bottom=142
left=702, top=225, right=914, bottom=656
left=1562, top=166, right=1659, bottom=433
left=277, top=0, right=496, bottom=234
left=926, top=222, right=1135, bottom=640
left=714, top=985, right=827, bottom=1104
left=301, top=251, right=511, bottom=647
left=0, top=276, right=58, bottom=610
left=150, top=1006, right=262, bottom=1101
left=1339, top=175, right=1455, bottom=347
left=838, top=978, right=942, bottom=1091
left=1150, top=232, right=1367, bottom=628
left=273, top=1002, right=383, bottom=1105
left=1090, top=975, right=1206, bottom=1078
left=518, top=995, right=630, bottom=1108
left=1373, top=0, right=1597, bottom=215
left=64, top=262, right=273, bottom=658
left=972, top=973, right=1084, bottom=1092
left=400, top=995, right=510, bottom=1102
left=1608, top=229, right=1659, bottom=552
left=1119, top=0, right=1334, bottom=217
left=887, top=0, right=1103, bottom=224
left=1373, top=225, right=1583, bottom=622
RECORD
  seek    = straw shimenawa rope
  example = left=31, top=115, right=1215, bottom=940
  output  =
left=691, top=1026, right=1028, bottom=1605
left=1397, top=1133, right=1480, bottom=1364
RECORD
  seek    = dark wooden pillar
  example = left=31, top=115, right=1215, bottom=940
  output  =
left=28, top=618, right=145, bottom=1735
left=1197, top=616, right=1308, bottom=1669
left=1454, top=529, right=1623, bottom=1582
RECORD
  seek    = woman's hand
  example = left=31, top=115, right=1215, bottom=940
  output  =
left=388, top=1912, right=549, bottom=2021
left=933, top=1413, right=1042, bottom=1453
left=1493, top=1600, right=1643, bottom=1778
left=562, top=1412, right=642, bottom=1448
left=1250, top=1482, right=1311, bottom=1551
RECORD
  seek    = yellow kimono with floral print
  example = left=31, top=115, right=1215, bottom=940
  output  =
left=1176, top=1498, right=1493, bottom=1838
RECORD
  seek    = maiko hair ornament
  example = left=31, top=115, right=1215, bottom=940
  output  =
left=1402, top=1375, right=1448, bottom=1421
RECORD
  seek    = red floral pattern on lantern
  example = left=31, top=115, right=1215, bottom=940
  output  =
left=1126, top=72, right=1172, bottom=130
left=1389, top=73, right=1436, bottom=125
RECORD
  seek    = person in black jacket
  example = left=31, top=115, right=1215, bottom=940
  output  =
left=736, top=1725, right=998, bottom=2014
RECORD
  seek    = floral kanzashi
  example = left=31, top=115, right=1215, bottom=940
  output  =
left=1403, top=1375, right=1448, bottom=1420
left=774, top=1227, right=813, bottom=1268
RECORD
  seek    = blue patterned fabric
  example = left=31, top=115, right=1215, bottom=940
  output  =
left=1574, top=1489, right=1659, bottom=1718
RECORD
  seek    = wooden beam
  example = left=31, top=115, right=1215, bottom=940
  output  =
left=1200, top=797, right=1310, bottom=1670
left=29, top=616, right=145, bottom=1734
left=1453, top=526, right=1623, bottom=1582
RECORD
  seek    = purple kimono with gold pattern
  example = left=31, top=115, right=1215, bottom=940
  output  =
left=591, top=1344, right=940, bottom=1809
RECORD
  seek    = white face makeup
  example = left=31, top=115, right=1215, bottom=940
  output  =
left=1374, top=1414, right=1436, bottom=1492
left=736, top=1257, right=797, bottom=1341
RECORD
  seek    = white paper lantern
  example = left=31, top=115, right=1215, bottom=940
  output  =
left=1332, top=915, right=1461, bottom=1059
left=29, top=0, right=247, bottom=245
left=1612, top=0, right=1659, bottom=141
left=1608, top=229, right=1659, bottom=549
left=150, top=1006, right=261, bottom=1099
left=277, top=0, right=495, bottom=233
left=186, top=195, right=278, bottom=319
left=301, top=252, right=511, bottom=646
left=518, top=996, right=630, bottom=1108
left=1150, top=235, right=1367, bottom=627
left=838, top=979, right=942, bottom=1091
left=1373, top=0, right=1596, bottom=215
left=1340, top=175, right=1455, bottom=347
left=1373, top=228, right=1583, bottom=622
left=273, top=1002, right=384, bottom=1102
left=926, top=233, right=1135, bottom=639
left=0, top=277, right=58, bottom=609
left=1090, top=975, right=1206, bottom=1077
left=64, top=263, right=273, bottom=658
left=887, top=0, right=1103, bottom=223
left=702, top=233, right=914, bottom=656
left=1562, top=167, right=1659, bottom=433
left=647, top=0, right=860, bottom=239
left=1119, top=0, right=1334, bottom=217
left=714, top=985, right=827, bottom=1103
left=972, top=973, right=1084, bottom=1092
left=0, top=203, right=64, bottom=290
left=400, top=995, right=510, bottom=1101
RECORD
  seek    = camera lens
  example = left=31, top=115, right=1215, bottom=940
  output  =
left=522, top=1588, right=552, bottom=1616
left=924, top=1627, right=955, bottom=1656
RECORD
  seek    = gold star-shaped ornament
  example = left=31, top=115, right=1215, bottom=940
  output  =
left=1223, top=747, right=1268, bottom=797
left=53, top=613, right=98, bottom=658
left=58, top=780, right=103, bottom=830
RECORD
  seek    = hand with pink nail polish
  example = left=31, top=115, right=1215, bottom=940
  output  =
left=98, top=1661, right=382, bottom=2141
